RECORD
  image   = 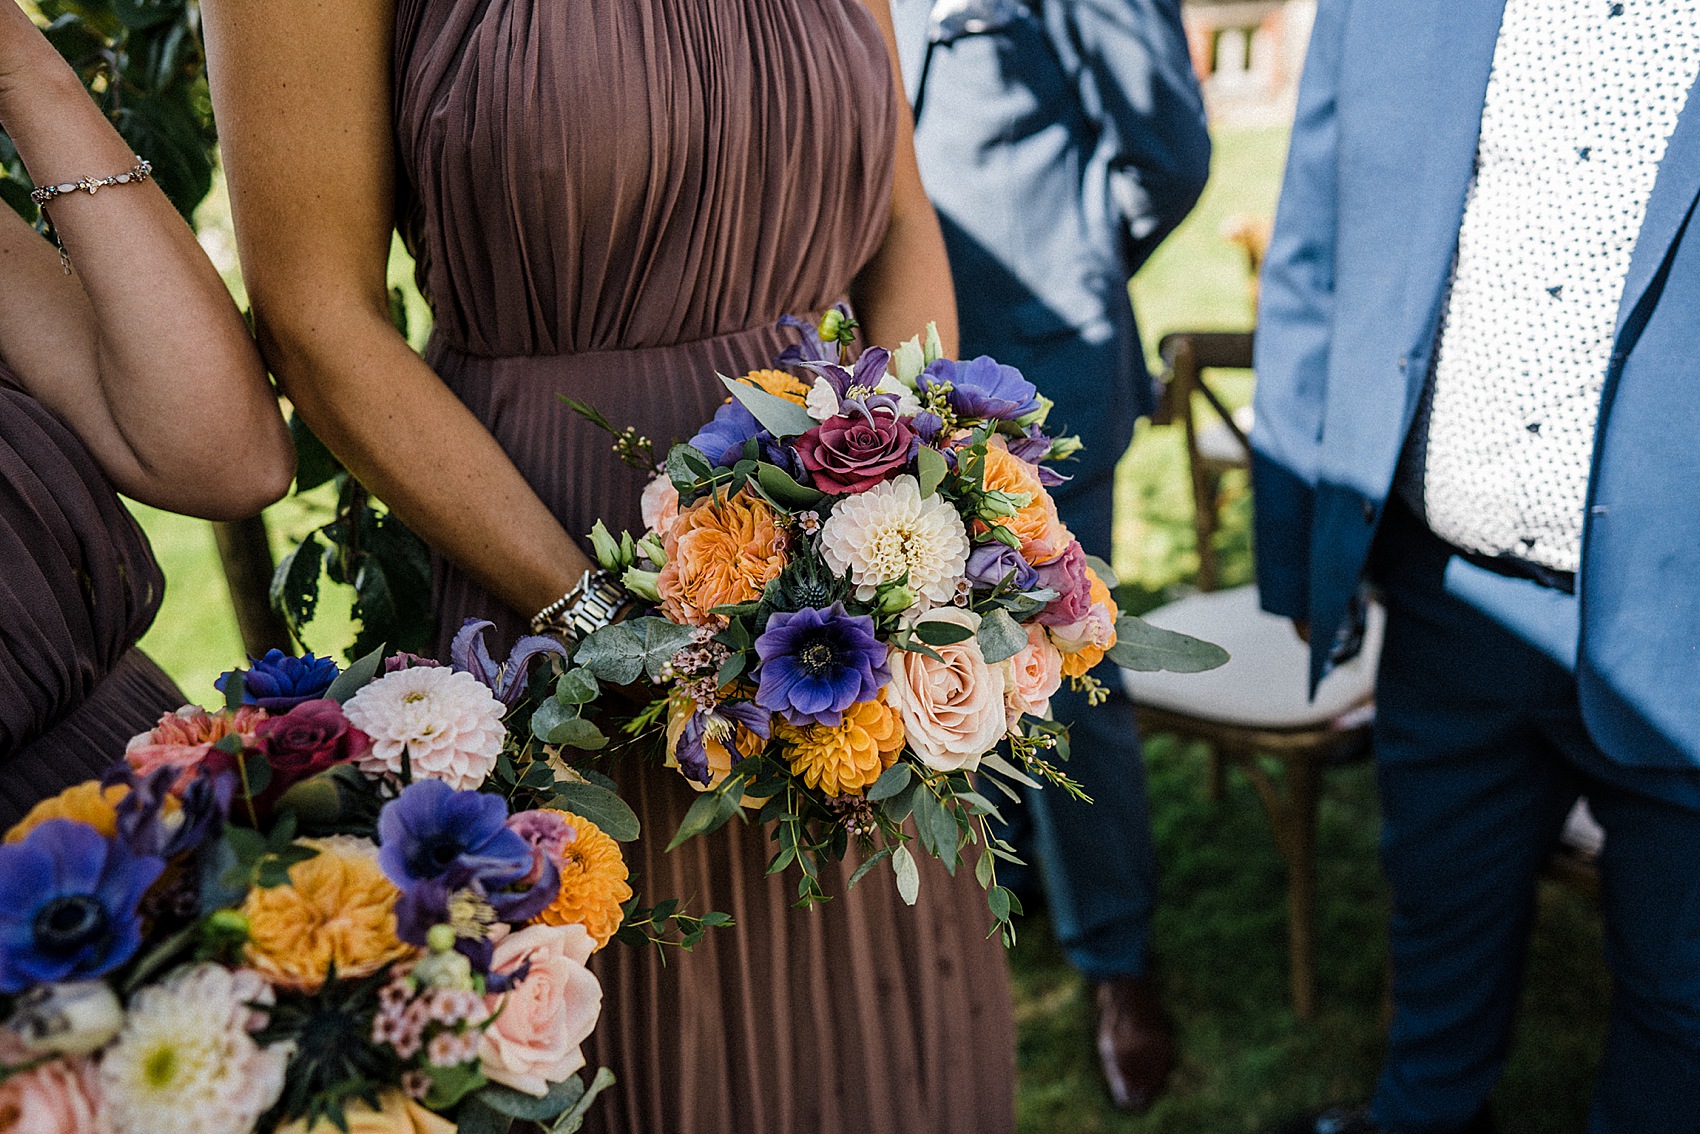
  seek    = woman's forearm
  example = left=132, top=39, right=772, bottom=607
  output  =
left=0, top=11, right=292, bottom=518
left=261, top=299, right=595, bottom=625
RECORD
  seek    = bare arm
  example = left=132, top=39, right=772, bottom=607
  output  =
left=201, top=0, right=594, bottom=627
left=851, top=0, right=960, bottom=358
left=0, top=2, right=292, bottom=519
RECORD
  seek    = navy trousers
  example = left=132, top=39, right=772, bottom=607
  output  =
left=1368, top=506, right=1700, bottom=1134
left=995, top=471, right=1159, bottom=980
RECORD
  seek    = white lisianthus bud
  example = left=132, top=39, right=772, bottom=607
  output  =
left=892, top=336, right=926, bottom=387
left=622, top=567, right=663, bottom=603
left=6, top=980, right=124, bottom=1056
left=805, top=377, right=841, bottom=422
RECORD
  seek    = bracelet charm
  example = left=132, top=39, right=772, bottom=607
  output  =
left=29, top=156, right=153, bottom=273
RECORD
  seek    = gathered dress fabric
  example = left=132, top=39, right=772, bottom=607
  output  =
left=0, top=366, right=185, bottom=829
left=392, top=2, right=1016, bottom=1131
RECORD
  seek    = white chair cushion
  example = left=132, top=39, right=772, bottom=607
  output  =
left=1560, top=798, right=1604, bottom=859
left=1195, top=405, right=1254, bottom=467
left=1122, top=584, right=1383, bottom=730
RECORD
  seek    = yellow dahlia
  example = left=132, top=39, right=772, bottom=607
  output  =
left=5, top=781, right=129, bottom=843
left=531, top=811, right=632, bottom=951
left=740, top=368, right=811, bottom=405
left=778, top=695, right=906, bottom=797
left=241, top=836, right=414, bottom=991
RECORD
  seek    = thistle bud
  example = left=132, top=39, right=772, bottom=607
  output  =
left=5, top=981, right=124, bottom=1056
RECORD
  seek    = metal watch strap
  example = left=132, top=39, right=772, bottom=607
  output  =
left=530, top=569, right=629, bottom=643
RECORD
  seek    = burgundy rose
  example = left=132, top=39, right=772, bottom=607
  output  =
left=208, top=699, right=372, bottom=821
left=795, top=404, right=916, bottom=494
left=1034, top=541, right=1093, bottom=627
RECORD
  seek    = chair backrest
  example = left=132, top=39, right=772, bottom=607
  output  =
left=1155, top=331, right=1254, bottom=592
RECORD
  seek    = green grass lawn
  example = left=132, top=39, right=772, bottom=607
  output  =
left=129, top=125, right=1610, bottom=1132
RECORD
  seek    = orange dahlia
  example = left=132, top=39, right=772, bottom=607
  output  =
left=981, top=443, right=1072, bottom=565
left=531, top=810, right=632, bottom=951
left=740, top=369, right=811, bottom=405
left=778, top=695, right=906, bottom=797
left=241, top=836, right=414, bottom=991
left=5, top=781, right=130, bottom=843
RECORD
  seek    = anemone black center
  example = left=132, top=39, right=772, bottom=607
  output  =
left=800, top=640, right=838, bottom=675
left=34, top=894, right=109, bottom=953
left=411, top=834, right=466, bottom=877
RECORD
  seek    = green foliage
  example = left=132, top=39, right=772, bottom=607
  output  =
left=1, top=0, right=216, bottom=223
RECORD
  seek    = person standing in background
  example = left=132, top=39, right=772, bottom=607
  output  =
left=893, top=0, right=1210, bottom=1113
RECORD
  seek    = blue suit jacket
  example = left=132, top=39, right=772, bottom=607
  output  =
left=893, top=0, right=1209, bottom=492
left=1253, top=0, right=1700, bottom=770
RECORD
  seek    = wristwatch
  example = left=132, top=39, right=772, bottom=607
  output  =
left=529, top=569, right=631, bottom=644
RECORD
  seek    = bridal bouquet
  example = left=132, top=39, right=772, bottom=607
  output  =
left=0, top=630, right=684, bottom=1134
left=561, top=311, right=1226, bottom=942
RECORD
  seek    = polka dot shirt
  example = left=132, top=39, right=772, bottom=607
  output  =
left=1397, top=0, right=1700, bottom=574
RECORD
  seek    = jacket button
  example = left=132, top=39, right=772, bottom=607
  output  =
left=1397, top=356, right=1408, bottom=371
left=1362, top=500, right=1376, bottom=523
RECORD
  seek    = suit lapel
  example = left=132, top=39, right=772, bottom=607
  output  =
left=1397, top=0, right=1510, bottom=389
left=1615, top=83, right=1700, bottom=343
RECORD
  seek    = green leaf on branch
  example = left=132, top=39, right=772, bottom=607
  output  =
left=476, top=1076, right=586, bottom=1122
left=917, top=445, right=948, bottom=498
left=719, top=373, right=818, bottom=438
left=892, top=845, right=920, bottom=905
left=551, top=1068, right=617, bottom=1134
left=975, top=608, right=1029, bottom=664
left=326, top=643, right=386, bottom=703
left=1084, top=554, right=1121, bottom=590
left=532, top=703, right=607, bottom=750
left=1105, top=614, right=1231, bottom=673
left=866, top=763, right=913, bottom=803
left=913, top=618, right=976, bottom=647
left=848, top=845, right=897, bottom=888
left=667, top=778, right=744, bottom=851
left=573, top=618, right=697, bottom=685
left=270, top=532, right=324, bottom=633
left=551, top=781, right=640, bottom=842
left=755, top=462, right=826, bottom=509
left=554, top=666, right=601, bottom=706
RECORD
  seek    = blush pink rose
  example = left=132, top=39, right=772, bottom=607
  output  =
left=885, top=607, right=1008, bottom=773
left=0, top=1050, right=105, bottom=1134
left=640, top=473, right=681, bottom=540
left=1005, top=623, right=1064, bottom=726
left=480, top=924, right=603, bottom=1097
left=125, top=705, right=268, bottom=791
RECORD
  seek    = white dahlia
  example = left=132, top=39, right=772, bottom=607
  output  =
left=818, top=474, right=970, bottom=605
left=98, top=964, right=289, bottom=1134
left=344, top=667, right=506, bottom=791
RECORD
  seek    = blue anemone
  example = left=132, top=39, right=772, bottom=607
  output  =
left=917, top=356, right=1042, bottom=421
left=754, top=604, right=890, bottom=728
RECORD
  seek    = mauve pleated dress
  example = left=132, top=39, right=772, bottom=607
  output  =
left=392, top=3, right=1016, bottom=1131
left=0, top=367, right=185, bottom=829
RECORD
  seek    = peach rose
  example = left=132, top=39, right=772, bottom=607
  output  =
left=125, top=705, right=268, bottom=791
left=1005, top=623, right=1064, bottom=725
left=885, top=607, right=1008, bottom=773
left=273, top=1090, right=453, bottom=1134
left=657, top=489, right=788, bottom=627
left=980, top=443, right=1072, bottom=565
left=0, top=1050, right=104, bottom=1134
left=640, top=472, right=681, bottom=540
left=479, top=923, right=603, bottom=1097
left=1052, top=568, right=1119, bottom=679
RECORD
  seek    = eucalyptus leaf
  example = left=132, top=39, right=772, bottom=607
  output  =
left=555, top=667, right=601, bottom=705
left=530, top=698, right=578, bottom=743
left=1084, top=554, right=1121, bottom=590
left=572, top=623, right=646, bottom=685
left=917, top=445, right=948, bottom=498
left=719, top=373, right=818, bottom=438
left=455, top=1100, right=512, bottom=1134
left=325, top=643, right=386, bottom=703
left=755, top=462, right=826, bottom=508
left=980, top=751, right=1042, bottom=790
left=550, top=1068, right=617, bottom=1134
left=892, top=845, right=920, bottom=905
left=1107, top=614, right=1231, bottom=674
left=866, top=762, right=913, bottom=803
left=477, top=1077, right=586, bottom=1121
left=549, top=716, right=609, bottom=752
left=848, top=845, right=897, bottom=888
left=912, top=618, right=975, bottom=647
left=638, top=618, right=701, bottom=680
left=667, top=443, right=712, bottom=488
left=551, top=781, right=640, bottom=841
left=668, top=790, right=727, bottom=851
left=975, top=608, right=1029, bottom=664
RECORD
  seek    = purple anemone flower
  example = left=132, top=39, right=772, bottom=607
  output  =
left=451, top=619, right=571, bottom=708
left=687, top=401, right=810, bottom=478
left=754, top=604, right=889, bottom=728
left=376, top=779, right=533, bottom=893
left=674, top=701, right=772, bottom=786
left=105, top=763, right=232, bottom=859
left=965, top=542, right=1041, bottom=592
left=918, top=356, right=1042, bottom=421
left=393, top=859, right=556, bottom=989
left=216, top=649, right=340, bottom=712
left=0, top=820, right=165, bottom=993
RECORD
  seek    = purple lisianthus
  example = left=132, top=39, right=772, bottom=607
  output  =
left=376, top=778, right=533, bottom=892
left=965, top=542, right=1041, bottom=592
left=754, top=604, right=889, bottom=727
left=216, top=649, right=340, bottom=712
left=0, top=820, right=165, bottom=993
left=674, top=701, right=772, bottom=786
left=1035, top=540, right=1093, bottom=627
left=451, top=619, right=571, bottom=708
left=918, top=356, right=1042, bottom=421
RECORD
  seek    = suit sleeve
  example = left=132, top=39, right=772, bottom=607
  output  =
left=1249, top=0, right=1351, bottom=622
left=1046, top=0, right=1211, bottom=272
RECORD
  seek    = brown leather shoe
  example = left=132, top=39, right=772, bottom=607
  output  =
left=1094, top=976, right=1177, bottom=1114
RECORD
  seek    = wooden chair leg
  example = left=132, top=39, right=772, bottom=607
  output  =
left=1233, top=749, right=1325, bottom=1019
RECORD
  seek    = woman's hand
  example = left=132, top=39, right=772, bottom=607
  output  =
left=0, top=1, right=294, bottom=519
left=201, top=0, right=594, bottom=626
left=850, top=0, right=960, bottom=358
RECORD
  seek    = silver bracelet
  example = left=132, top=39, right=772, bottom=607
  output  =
left=29, top=156, right=153, bottom=274
left=530, top=569, right=630, bottom=644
